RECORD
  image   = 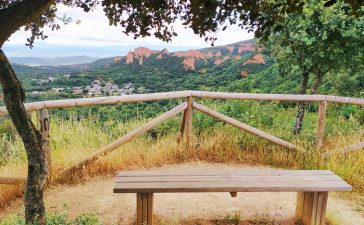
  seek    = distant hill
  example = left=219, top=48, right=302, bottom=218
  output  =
left=9, top=39, right=361, bottom=99
left=13, top=39, right=270, bottom=78
left=10, top=56, right=100, bottom=66
left=8, top=39, right=295, bottom=95
left=89, top=39, right=268, bottom=74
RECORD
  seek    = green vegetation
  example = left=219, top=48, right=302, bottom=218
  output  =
left=259, top=0, right=364, bottom=134
left=261, top=0, right=364, bottom=88
left=213, top=213, right=241, bottom=225
left=1, top=210, right=100, bottom=225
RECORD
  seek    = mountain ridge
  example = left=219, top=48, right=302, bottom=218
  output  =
left=11, top=39, right=262, bottom=75
left=10, top=56, right=100, bottom=66
left=6, top=38, right=361, bottom=104
left=99, top=39, right=265, bottom=75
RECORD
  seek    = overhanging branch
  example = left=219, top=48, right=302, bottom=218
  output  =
left=0, top=0, right=55, bottom=47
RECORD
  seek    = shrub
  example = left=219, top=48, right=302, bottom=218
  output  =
left=0, top=211, right=100, bottom=225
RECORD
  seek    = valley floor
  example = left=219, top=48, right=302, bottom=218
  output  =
left=1, top=162, right=364, bottom=225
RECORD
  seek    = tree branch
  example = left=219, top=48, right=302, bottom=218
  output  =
left=0, top=0, right=55, bottom=47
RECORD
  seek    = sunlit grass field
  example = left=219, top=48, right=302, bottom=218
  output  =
left=0, top=100, right=363, bottom=209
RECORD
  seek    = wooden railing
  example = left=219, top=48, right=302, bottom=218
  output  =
left=0, top=90, right=363, bottom=185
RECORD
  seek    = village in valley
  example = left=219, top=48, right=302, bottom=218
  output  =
left=29, top=74, right=138, bottom=97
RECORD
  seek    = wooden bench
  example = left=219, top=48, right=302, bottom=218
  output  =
left=113, top=169, right=351, bottom=225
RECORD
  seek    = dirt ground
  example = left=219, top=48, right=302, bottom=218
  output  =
left=1, top=162, right=363, bottom=225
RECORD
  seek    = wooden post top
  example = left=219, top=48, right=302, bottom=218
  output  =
left=113, top=169, right=352, bottom=193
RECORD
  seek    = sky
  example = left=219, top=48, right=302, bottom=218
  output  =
left=3, top=6, right=254, bottom=58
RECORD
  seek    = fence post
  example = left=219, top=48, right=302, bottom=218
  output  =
left=316, top=101, right=327, bottom=148
left=177, top=110, right=187, bottom=144
left=39, top=108, right=52, bottom=175
left=185, top=96, right=193, bottom=148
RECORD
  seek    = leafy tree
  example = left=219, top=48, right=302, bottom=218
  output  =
left=0, top=0, right=313, bottom=224
left=260, top=0, right=364, bottom=134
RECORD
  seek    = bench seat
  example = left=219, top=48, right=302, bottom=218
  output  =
left=113, top=169, right=352, bottom=225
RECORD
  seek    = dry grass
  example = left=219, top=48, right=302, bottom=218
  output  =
left=0, top=104, right=363, bottom=212
left=0, top=185, right=23, bottom=209
left=155, top=212, right=300, bottom=225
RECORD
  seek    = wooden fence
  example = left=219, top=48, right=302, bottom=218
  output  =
left=0, top=90, right=363, bottom=185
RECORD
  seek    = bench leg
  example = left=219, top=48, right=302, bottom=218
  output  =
left=137, top=193, right=154, bottom=225
left=296, top=192, right=328, bottom=225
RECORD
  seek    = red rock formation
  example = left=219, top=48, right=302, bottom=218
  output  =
left=125, top=47, right=160, bottom=65
left=226, top=46, right=234, bottom=53
left=125, top=51, right=133, bottom=64
left=238, top=44, right=256, bottom=53
left=241, top=70, right=250, bottom=78
left=215, top=51, right=222, bottom=57
left=234, top=55, right=242, bottom=60
left=243, top=54, right=265, bottom=65
left=173, top=49, right=207, bottom=59
left=133, top=47, right=159, bottom=57
left=203, top=51, right=214, bottom=58
left=173, top=49, right=217, bottom=70
left=156, top=48, right=169, bottom=59
left=214, top=55, right=230, bottom=65
left=182, top=57, right=195, bottom=70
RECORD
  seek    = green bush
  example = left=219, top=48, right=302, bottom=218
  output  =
left=358, top=110, right=364, bottom=125
left=340, top=105, right=358, bottom=120
left=0, top=211, right=100, bottom=225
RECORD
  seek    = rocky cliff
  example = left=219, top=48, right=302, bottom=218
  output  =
left=120, top=40, right=263, bottom=71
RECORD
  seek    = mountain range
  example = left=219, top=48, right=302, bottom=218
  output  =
left=12, top=39, right=273, bottom=83
left=10, top=56, right=99, bottom=66
left=91, top=39, right=269, bottom=76
left=8, top=39, right=361, bottom=101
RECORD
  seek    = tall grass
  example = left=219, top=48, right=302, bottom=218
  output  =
left=0, top=100, right=363, bottom=210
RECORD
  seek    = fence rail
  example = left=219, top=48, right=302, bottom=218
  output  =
left=0, top=90, right=363, bottom=185
left=1, top=91, right=363, bottom=116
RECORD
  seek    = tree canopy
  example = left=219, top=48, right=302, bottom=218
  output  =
left=260, top=0, right=364, bottom=133
left=1, top=0, right=363, bottom=49
left=262, top=0, right=363, bottom=80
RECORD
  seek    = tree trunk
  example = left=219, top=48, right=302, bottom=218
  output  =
left=0, top=1, right=59, bottom=224
left=310, top=74, right=323, bottom=95
left=0, top=50, right=47, bottom=224
left=293, top=71, right=309, bottom=135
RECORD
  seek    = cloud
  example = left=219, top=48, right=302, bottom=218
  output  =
left=5, top=5, right=254, bottom=56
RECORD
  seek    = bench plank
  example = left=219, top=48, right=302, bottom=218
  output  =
left=114, top=181, right=351, bottom=193
left=117, top=169, right=335, bottom=177
left=114, top=169, right=351, bottom=193
left=116, top=175, right=343, bottom=183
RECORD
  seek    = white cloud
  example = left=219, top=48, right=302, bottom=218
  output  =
left=6, top=5, right=254, bottom=52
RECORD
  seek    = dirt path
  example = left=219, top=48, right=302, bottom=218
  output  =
left=1, top=162, right=364, bottom=225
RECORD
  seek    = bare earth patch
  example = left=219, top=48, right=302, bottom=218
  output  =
left=1, top=162, right=363, bottom=225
